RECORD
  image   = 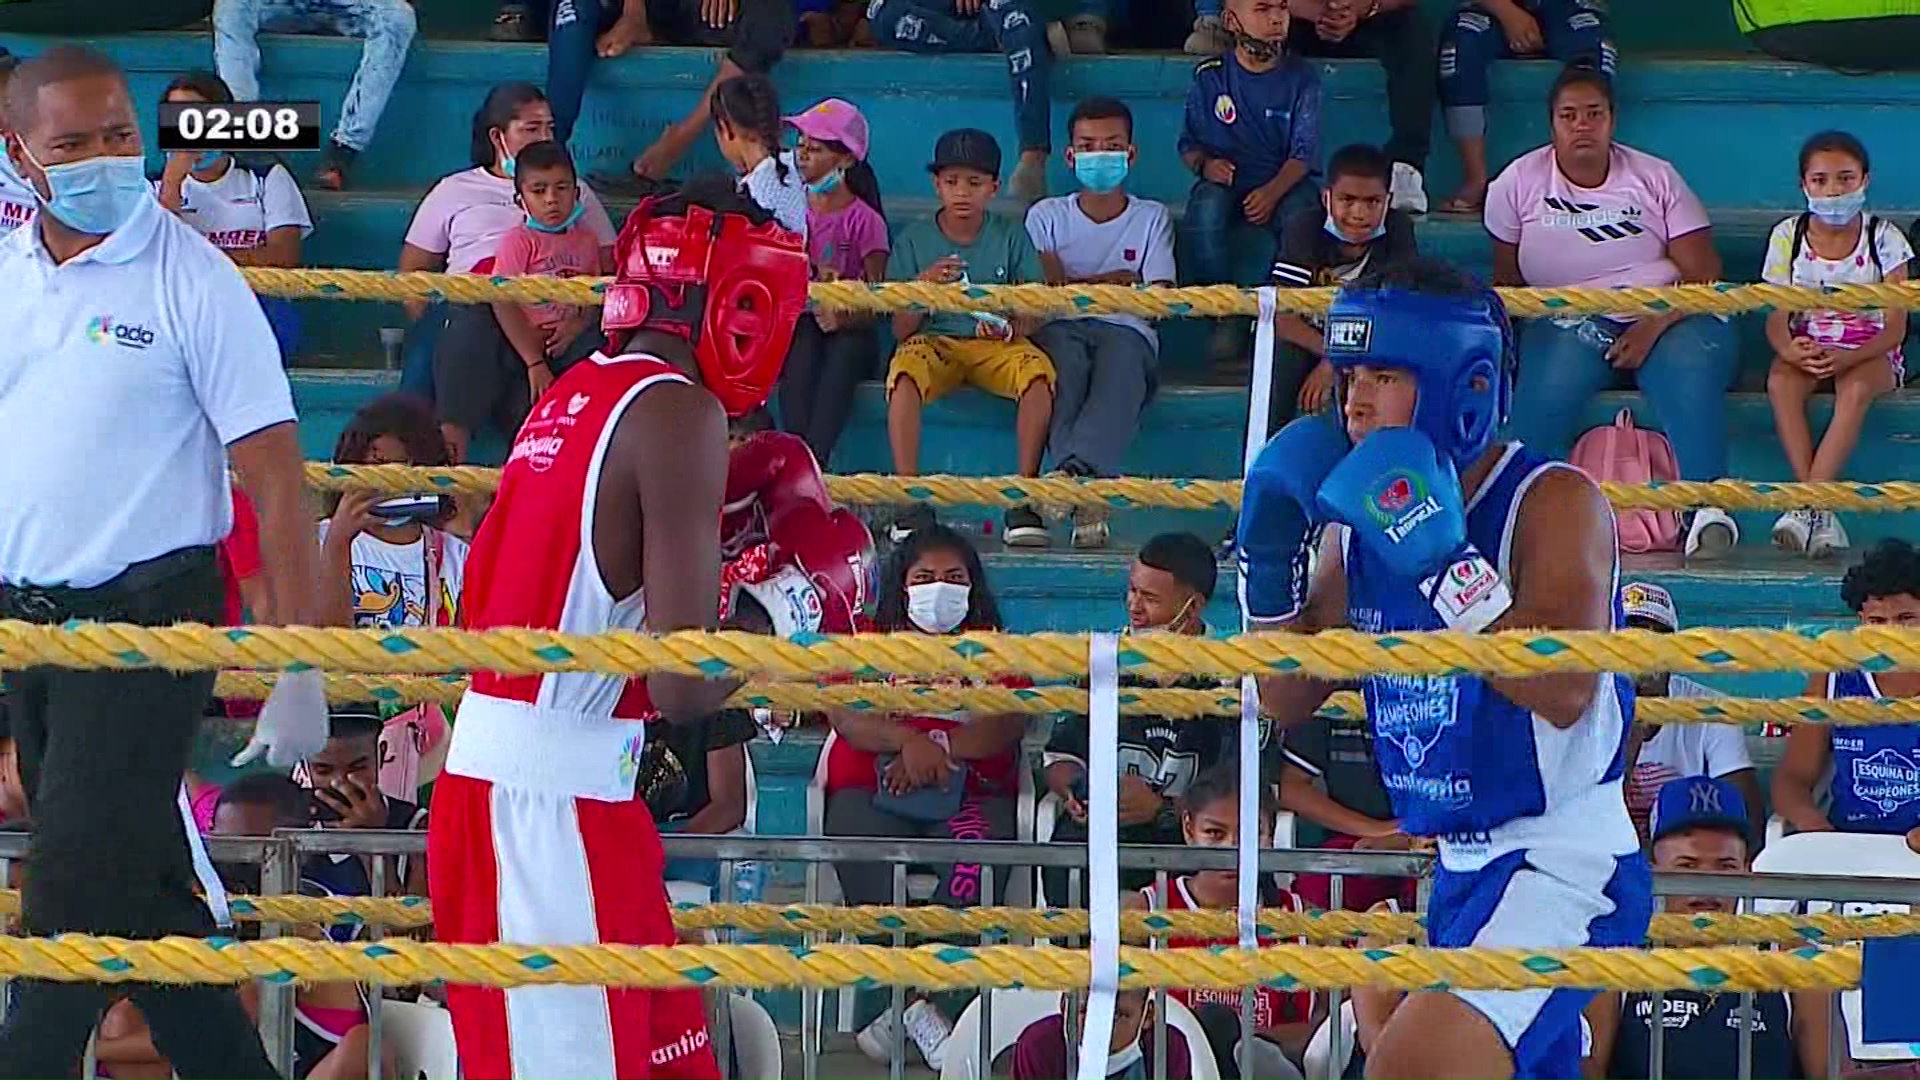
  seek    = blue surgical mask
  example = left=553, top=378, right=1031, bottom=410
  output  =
left=1072, top=150, right=1130, bottom=194
left=1324, top=212, right=1387, bottom=244
left=524, top=200, right=586, bottom=234
left=194, top=151, right=227, bottom=172
left=1807, top=187, right=1867, bottom=226
left=806, top=169, right=843, bottom=196
left=501, top=155, right=517, bottom=179
left=22, top=148, right=149, bottom=235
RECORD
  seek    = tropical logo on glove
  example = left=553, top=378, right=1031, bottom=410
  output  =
left=1367, top=469, right=1442, bottom=544
left=1443, top=556, right=1503, bottom=612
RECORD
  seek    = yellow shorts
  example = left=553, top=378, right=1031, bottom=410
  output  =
left=886, top=335, right=1056, bottom=404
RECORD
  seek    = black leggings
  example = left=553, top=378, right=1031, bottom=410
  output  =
left=778, top=319, right=877, bottom=469
left=0, top=549, right=280, bottom=1079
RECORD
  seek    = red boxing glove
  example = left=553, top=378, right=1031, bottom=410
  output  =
left=724, top=503, right=875, bottom=637
left=721, top=431, right=831, bottom=557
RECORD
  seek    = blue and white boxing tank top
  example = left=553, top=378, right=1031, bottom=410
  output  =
left=1344, top=442, right=1638, bottom=866
left=1827, top=671, right=1920, bottom=834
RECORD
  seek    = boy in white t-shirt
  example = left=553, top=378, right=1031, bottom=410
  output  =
left=1025, top=97, right=1176, bottom=549
left=1617, top=581, right=1762, bottom=846
left=1762, top=131, right=1912, bottom=560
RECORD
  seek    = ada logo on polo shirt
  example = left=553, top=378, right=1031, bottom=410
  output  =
left=84, top=315, right=156, bottom=350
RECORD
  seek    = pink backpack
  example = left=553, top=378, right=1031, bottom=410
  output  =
left=1569, top=408, right=1682, bottom=553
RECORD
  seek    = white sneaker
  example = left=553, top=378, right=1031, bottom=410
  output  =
left=1808, top=511, right=1850, bottom=559
left=1771, top=509, right=1813, bottom=554
left=903, top=999, right=953, bottom=1070
left=1686, top=507, right=1738, bottom=560
left=1391, top=162, right=1429, bottom=214
left=855, top=1009, right=896, bottom=1065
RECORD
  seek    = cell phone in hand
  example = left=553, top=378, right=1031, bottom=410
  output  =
left=372, top=494, right=443, bottom=523
left=309, top=790, right=343, bottom=824
left=1070, top=772, right=1090, bottom=805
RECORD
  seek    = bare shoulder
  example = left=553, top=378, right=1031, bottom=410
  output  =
left=1517, top=465, right=1613, bottom=549
left=612, top=378, right=728, bottom=460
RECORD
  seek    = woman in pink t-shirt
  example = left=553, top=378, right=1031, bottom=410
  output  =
left=780, top=98, right=891, bottom=468
left=395, top=83, right=616, bottom=453
left=1486, top=66, right=1739, bottom=559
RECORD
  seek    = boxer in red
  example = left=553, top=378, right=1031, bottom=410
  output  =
left=427, top=179, right=808, bottom=1080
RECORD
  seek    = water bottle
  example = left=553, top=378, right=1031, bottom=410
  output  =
left=730, top=858, right=766, bottom=905
left=1574, top=317, right=1620, bottom=354
left=379, top=327, right=406, bottom=371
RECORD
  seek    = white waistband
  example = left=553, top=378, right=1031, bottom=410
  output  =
left=444, top=692, right=646, bottom=802
left=1438, top=779, right=1640, bottom=872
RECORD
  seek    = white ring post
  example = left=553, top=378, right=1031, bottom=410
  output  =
left=1077, top=633, right=1123, bottom=1080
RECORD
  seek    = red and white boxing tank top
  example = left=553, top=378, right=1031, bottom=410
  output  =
left=448, top=351, right=691, bottom=800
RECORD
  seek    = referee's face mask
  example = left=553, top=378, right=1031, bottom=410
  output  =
left=7, top=72, right=147, bottom=236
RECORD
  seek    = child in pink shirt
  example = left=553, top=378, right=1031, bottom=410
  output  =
left=489, top=140, right=607, bottom=408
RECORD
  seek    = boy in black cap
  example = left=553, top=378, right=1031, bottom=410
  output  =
left=885, top=127, right=1058, bottom=547
left=1584, top=775, right=1835, bottom=1080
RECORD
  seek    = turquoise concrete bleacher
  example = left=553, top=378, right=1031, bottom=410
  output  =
left=35, top=19, right=1913, bottom=898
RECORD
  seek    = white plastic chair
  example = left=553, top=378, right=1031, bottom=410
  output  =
left=939, top=988, right=1061, bottom=1080
left=383, top=999, right=460, bottom=1080
left=939, top=990, right=1220, bottom=1080
left=1163, top=996, right=1221, bottom=1080
left=1751, top=830, right=1920, bottom=1061
left=1304, top=999, right=1357, bottom=1080
left=728, top=994, right=784, bottom=1080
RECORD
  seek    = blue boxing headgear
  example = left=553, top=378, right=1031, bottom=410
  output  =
left=1321, top=275, right=1517, bottom=468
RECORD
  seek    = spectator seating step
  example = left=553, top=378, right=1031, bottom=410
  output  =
left=13, top=33, right=1919, bottom=213
left=293, top=371, right=1920, bottom=557
left=292, top=192, right=1892, bottom=383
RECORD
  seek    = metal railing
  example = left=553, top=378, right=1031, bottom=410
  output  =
left=0, top=830, right=1908, bottom=1080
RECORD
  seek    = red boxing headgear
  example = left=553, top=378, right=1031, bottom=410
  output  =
left=602, top=197, right=809, bottom=417
left=720, top=503, right=874, bottom=637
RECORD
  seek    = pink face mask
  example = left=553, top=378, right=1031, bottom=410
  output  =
left=378, top=704, right=450, bottom=804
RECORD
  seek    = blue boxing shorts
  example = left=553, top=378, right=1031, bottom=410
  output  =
left=1427, top=845, right=1652, bottom=1080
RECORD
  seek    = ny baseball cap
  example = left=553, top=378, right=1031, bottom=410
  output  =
left=1649, top=775, right=1749, bottom=844
left=785, top=97, right=870, bottom=161
left=1620, top=581, right=1678, bottom=632
left=928, top=128, right=1002, bottom=179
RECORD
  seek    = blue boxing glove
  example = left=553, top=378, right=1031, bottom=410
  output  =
left=1315, top=427, right=1513, bottom=632
left=1237, top=413, right=1351, bottom=626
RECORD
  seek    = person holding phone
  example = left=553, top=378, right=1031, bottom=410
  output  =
left=300, top=705, right=429, bottom=900
left=319, top=394, right=469, bottom=630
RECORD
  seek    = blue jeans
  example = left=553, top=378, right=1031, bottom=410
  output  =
left=1439, top=0, right=1612, bottom=109
left=213, top=0, right=417, bottom=153
left=1177, top=178, right=1317, bottom=286
left=868, top=0, right=1052, bottom=152
left=398, top=302, right=448, bottom=401
left=1505, top=315, right=1738, bottom=481
left=546, top=0, right=793, bottom=145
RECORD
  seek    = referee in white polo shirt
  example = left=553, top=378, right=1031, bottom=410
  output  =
left=0, top=46, right=325, bottom=1077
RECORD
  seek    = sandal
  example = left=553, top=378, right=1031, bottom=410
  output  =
left=313, top=143, right=356, bottom=192
left=1435, top=192, right=1485, bottom=216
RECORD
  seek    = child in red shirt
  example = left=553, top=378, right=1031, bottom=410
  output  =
left=1123, top=764, right=1322, bottom=1080
left=489, top=139, right=609, bottom=408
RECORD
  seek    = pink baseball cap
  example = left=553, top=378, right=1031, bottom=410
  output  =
left=785, top=98, right=870, bottom=161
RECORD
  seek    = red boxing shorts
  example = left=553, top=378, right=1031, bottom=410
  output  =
left=428, top=774, right=720, bottom=1079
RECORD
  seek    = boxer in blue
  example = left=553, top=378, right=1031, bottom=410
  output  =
left=1237, top=257, right=1650, bottom=1080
